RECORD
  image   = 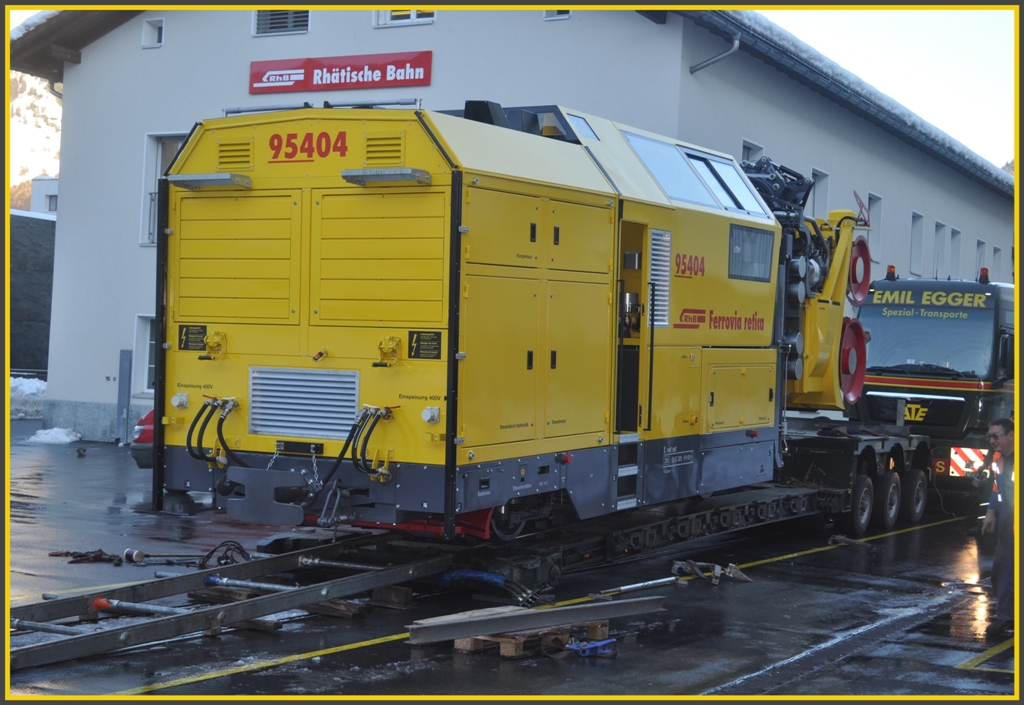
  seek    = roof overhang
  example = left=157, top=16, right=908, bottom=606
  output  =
left=674, top=10, right=1014, bottom=201
left=9, top=10, right=142, bottom=83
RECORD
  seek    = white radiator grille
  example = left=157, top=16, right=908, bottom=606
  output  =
left=649, top=229, right=672, bottom=327
left=249, top=367, right=359, bottom=440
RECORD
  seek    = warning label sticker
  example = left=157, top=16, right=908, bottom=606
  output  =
left=178, top=325, right=207, bottom=351
left=408, top=331, right=442, bottom=359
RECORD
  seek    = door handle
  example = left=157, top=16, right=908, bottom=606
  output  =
left=530, top=222, right=536, bottom=243
left=527, top=350, right=533, bottom=370
left=550, top=350, right=557, bottom=369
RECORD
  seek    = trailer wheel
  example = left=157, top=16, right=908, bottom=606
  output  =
left=871, top=470, right=901, bottom=530
left=843, top=474, right=873, bottom=537
left=899, top=469, right=927, bottom=524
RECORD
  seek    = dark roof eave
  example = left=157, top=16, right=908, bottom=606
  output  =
left=10, top=10, right=143, bottom=82
left=677, top=10, right=1014, bottom=201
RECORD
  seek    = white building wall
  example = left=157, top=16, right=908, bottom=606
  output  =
left=41, top=9, right=1014, bottom=440
left=29, top=175, right=59, bottom=213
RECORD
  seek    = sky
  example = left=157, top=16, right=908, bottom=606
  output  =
left=7, top=8, right=1017, bottom=168
left=756, top=9, right=1015, bottom=168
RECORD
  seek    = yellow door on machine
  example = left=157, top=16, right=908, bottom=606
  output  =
left=312, top=191, right=447, bottom=324
left=702, top=349, right=776, bottom=433
left=545, top=280, right=611, bottom=438
left=547, top=199, right=614, bottom=274
left=462, top=188, right=542, bottom=268
left=459, top=275, right=540, bottom=445
left=174, top=192, right=302, bottom=323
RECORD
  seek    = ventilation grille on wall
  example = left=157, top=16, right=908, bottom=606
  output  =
left=249, top=367, right=359, bottom=440
left=649, top=229, right=672, bottom=327
left=255, top=10, right=309, bottom=35
left=218, top=141, right=254, bottom=171
left=365, top=131, right=404, bottom=166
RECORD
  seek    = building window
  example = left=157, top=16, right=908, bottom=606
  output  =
left=373, top=10, right=435, bottom=27
left=133, top=315, right=158, bottom=396
left=741, top=140, right=763, bottom=165
left=543, top=10, right=571, bottom=20
left=992, top=246, right=1002, bottom=281
left=933, top=222, right=946, bottom=279
left=810, top=169, right=829, bottom=219
left=46, top=195, right=57, bottom=212
left=142, top=133, right=186, bottom=245
left=909, top=212, right=923, bottom=275
left=949, top=228, right=962, bottom=279
left=975, top=239, right=986, bottom=280
left=142, top=18, right=164, bottom=48
left=254, top=10, right=309, bottom=36
left=867, top=193, right=882, bottom=263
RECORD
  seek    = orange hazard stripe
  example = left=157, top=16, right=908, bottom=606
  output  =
left=865, top=375, right=994, bottom=391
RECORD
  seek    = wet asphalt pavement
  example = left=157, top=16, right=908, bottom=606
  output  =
left=6, top=419, right=1016, bottom=698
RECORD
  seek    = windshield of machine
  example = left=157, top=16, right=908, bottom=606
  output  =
left=859, top=301, right=995, bottom=379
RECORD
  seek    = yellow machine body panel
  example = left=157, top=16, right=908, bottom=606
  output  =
left=787, top=211, right=858, bottom=410
left=701, top=348, right=777, bottom=433
left=157, top=104, right=858, bottom=531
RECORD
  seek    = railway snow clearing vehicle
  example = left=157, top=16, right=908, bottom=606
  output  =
left=152, top=100, right=926, bottom=540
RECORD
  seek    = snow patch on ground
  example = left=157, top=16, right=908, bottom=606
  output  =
left=10, top=376, right=46, bottom=419
left=27, top=428, right=81, bottom=444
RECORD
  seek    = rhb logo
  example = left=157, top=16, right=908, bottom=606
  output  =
left=253, top=69, right=305, bottom=88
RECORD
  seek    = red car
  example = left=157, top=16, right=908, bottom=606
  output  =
left=130, top=409, right=155, bottom=468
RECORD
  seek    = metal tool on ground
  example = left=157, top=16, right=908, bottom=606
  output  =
left=828, top=534, right=876, bottom=550
left=123, top=549, right=206, bottom=564
left=590, top=576, right=682, bottom=600
left=49, top=549, right=123, bottom=566
left=671, top=560, right=753, bottom=585
left=93, top=596, right=190, bottom=617
left=10, top=619, right=96, bottom=636
left=299, top=556, right=384, bottom=572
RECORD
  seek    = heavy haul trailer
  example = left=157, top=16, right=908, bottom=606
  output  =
left=152, top=101, right=905, bottom=541
left=847, top=272, right=1014, bottom=496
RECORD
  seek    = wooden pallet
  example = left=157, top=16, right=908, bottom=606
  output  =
left=454, top=620, right=609, bottom=659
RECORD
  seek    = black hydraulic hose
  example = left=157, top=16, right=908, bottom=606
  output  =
left=321, top=411, right=368, bottom=485
left=186, top=402, right=216, bottom=461
left=350, top=411, right=374, bottom=474
left=804, top=217, right=831, bottom=268
left=358, top=411, right=384, bottom=474
left=216, top=412, right=249, bottom=468
left=195, top=401, right=220, bottom=461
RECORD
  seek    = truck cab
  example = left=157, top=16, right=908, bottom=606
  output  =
left=848, top=267, right=1014, bottom=488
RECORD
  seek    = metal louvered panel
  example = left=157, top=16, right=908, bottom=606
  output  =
left=218, top=141, right=253, bottom=171
left=649, top=229, right=671, bottom=327
left=255, top=10, right=309, bottom=35
left=365, top=132, right=404, bottom=166
left=249, top=367, right=359, bottom=439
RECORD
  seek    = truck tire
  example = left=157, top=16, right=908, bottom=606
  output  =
left=843, top=474, right=873, bottom=537
left=899, top=469, right=927, bottom=524
left=871, top=470, right=901, bottom=530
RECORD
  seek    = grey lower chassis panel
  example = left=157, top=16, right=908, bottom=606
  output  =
left=164, top=429, right=779, bottom=526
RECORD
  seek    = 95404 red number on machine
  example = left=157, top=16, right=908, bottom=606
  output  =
left=268, top=131, right=348, bottom=163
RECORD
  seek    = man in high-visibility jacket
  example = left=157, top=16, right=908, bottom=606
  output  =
left=981, top=418, right=1014, bottom=639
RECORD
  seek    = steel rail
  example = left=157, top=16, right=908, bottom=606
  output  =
left=405, top=595, right=665, bottom=644
left=11, top=553, right=452, bottom=671
left=11, top=532, right=383, bottom=624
